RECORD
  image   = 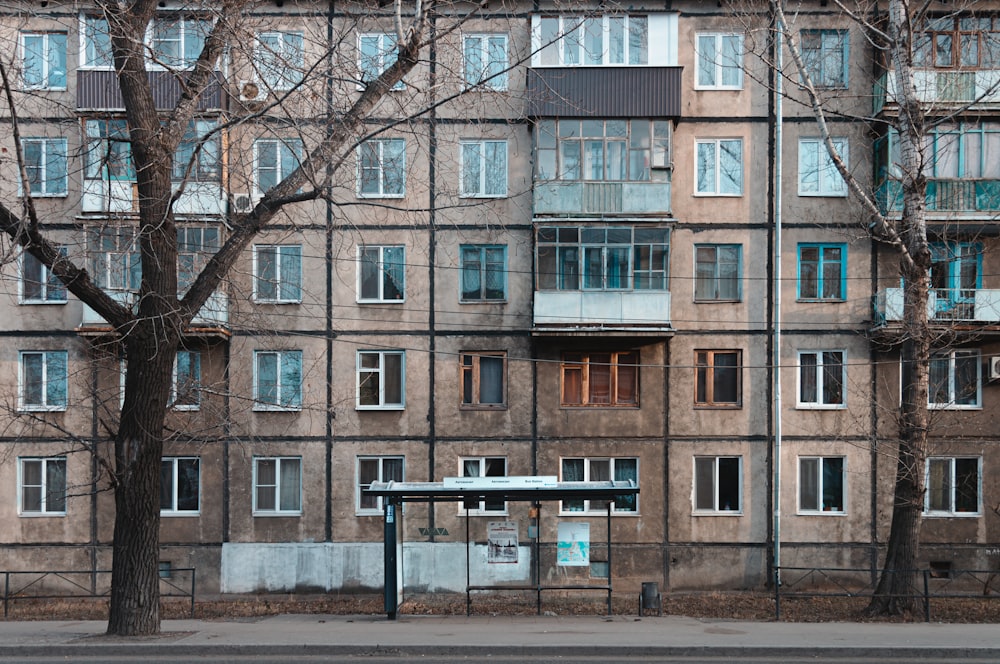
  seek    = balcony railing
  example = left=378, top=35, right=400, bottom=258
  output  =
left=875, top=69, right=1000, bottom=112
left=874, top=287, right=1000, bottom=325
left=81, top=291, right=228, bottom=329
left=533, top=290, right=670, bottom=327
left=534, top=181, right=671, bottom=216
left=876, top=179, right=1000, bottom=214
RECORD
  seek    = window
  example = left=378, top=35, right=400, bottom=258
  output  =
left=800, top=29, right=848, bottom=88
left=694, top=244, right=741, bottom=301
left=694, top=456, right=741, bottom=513
left=21, top=248, right=67, bottom=303
left=461, top=352, right=506, bottom=409
left=151, top=17, right=210, bottom=69
left=914, top=16, right=1000, bottom=69
left=695, top=33, right=743, bottom=89
left=257, top=31, right=304, bottom=91
left=931, top=242, right=980, bottom=319
left=19, top=351, right=68, bottom=411
left=177, top=226, right=220, bottom=295
left=929, top=349, right=981, bottom=409
left=460, top=140, right=507, bottom=197
left=696, top=139, right=743, bottom=195
left=561, top=351, right=638, bottom=407
left=82, top=16, right=113, bottom=69
left=19, top=457, right=66, bottom=515
left=926, top=457, right=981, bottom=516
left=358, top=245, right=404, bottom=302
left=253, top=245, right=302, bottom=303
left=357, top=350, right=405, bottom=409
left=84, top=119, right=134, bottom=182
left=254, top=138, right=303, bottom=196
left=535, top=15, right=648, bottom=67
left=21, top=32, right=66, bottom=89
left=535, top=119, right=670, bottom=183
left=561, top=457, right=638, bottom=513
left=253, top=350, right=302, bottom=411
left=160, top=457, right=199, bottom=514
left=172, top=351, right=201, bottom=410
left=694, top=350, right=741, bottom=407
left=461, top=456, right=507, bottom=513
left=88, top=227, right=141, bottom=293
left=460, top=245, right=506, bottom=301
left=358, top=33, right=404, bottom=89
left=358, top=139, right=406, bottom=197
left=173, top=121, right=221, bottom=183
left=797, top=350, right=845, bottom=408
left=21, top=138, right=68, bottom=197
left=253, top=457, right=301, bottom=514
left=463, top=34, right=508, bottom=89
left=798, top=456, right=845, bottom=513
left=536, top=225, right=669, bottom=291
left=797, top=243, right=845, bottom=300
left=357, top=456, right=404, bottom=514
left=798, top=138, right=847, bottom=196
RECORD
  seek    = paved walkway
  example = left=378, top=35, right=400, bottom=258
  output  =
left=0, top=614, right=998, bottom=659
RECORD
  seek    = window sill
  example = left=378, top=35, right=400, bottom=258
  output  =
left=693, top=298, right=742, bottom=304
left=20, top=86, right=69, bottom=92
left=460, top=404, right=508, bottom=411
left=798, top=510, right=845, bottom=516
left=796, top=404, right=847, bottom=410
left=356, top=405, right=406, bottom=411
left=693, top=510, right=743, bottom=516
left=18, top=406, right=66, bottom=413
left=253, top=299, right=303, bottom=305
left=924, top=511, right=981, bottom=518
left=694, top=85, right=744, bottom=91
left=928, top=404, right=982, bottom=411
left=19, top=299, right=68, bottom=305
left=796, top=298, right=845, bottom=303
left=252, top=511, right=303, bottom=517
left=160, top=511, right=201, bottom=517
left=356, top=193, right=406, bottom=199
left=18, top=512, right=66, bottom=518
left=252, top=405, right=302, bottom=413
left=560, top=404, right=640, bottom=409
left=459, top=510, right=509, bottom=517
left=356, top=299, right=406, bottom=304
left=170, top=405, right=200, bottom=412
left=558, top=511, right=639, bottom=517
left=459, top=193, right=508, bottom=199
left=693, top=404, right=742, bottom=409
left=798, top=192, right=848, bottom=198
left=693, top=192, right=743, bottom=198
left=21, top=193, right=69, bottom=198
left=460, top=298, right=508, bottom=304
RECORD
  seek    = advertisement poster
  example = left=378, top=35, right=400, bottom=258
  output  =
left=556, top=521, right=590, bottom=566
left=487, top=521, right=518, bottom=563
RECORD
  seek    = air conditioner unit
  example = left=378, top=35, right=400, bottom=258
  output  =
left=238, top=80, right=266, bottom=103
left=989, top=356, right=1000, bottom=381
left=230, top=192, right=255, bottom=213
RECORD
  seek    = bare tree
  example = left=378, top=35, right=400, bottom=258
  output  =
left=0, top=0, right=538, bottom=635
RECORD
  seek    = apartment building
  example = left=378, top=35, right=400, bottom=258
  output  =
left=0, top=1, right=997, bottom=597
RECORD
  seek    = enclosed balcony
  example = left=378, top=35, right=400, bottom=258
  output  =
left=877, top=179, right=1000, bottom=216
left=78, top=290, right=229, bottom=337
left=533, top=290, right=671, bottom=333
left=874, top=287, right=1000, bottom=326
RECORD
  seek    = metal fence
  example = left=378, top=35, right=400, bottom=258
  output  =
left=1, top=568, right=196, bottom=618
left=775, top=566, right=1000, bottom=621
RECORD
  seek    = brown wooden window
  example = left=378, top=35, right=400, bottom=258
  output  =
left=695, top=350, right=741, bottom=407
left=461, top=352, right=506, bottom=409
left=561, top=351, right=638, bottom=407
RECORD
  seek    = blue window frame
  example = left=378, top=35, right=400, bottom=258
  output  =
left=931, top=242, right=980, bottom=317
left=797, top=243, right=846, bottom=300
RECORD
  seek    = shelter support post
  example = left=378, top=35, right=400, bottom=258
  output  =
left=384, top=501, right=398, bottom=620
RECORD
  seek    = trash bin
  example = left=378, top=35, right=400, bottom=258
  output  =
left=639, top=581, right=662, bottom=616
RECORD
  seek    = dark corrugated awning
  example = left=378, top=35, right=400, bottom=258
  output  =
left=366, top=478, right=638, bottom=502
left=527, top=67, right=682, bottom=118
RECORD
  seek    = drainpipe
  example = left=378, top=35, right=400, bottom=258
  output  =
left=772, top=4, right=784, bottom=588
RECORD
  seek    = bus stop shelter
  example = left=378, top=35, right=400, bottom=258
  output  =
left=365, top=476, right=639, bottom=619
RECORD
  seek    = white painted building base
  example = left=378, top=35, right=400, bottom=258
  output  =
left=221, top=542, right=532, bottom=594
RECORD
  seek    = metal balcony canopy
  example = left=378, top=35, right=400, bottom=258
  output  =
left=366, top=476, right=638, bottom=502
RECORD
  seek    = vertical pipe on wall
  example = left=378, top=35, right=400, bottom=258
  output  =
left=772, top=4, right=785, bottom=587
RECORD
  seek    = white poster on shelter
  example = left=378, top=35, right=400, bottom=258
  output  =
left=556, top=521, right=590, bottom=566
left=487, top=521, right=519, bottom=563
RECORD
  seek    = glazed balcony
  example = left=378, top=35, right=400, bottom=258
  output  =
left=875, top=69, right=1000, bottom=114
left=79, top=291, right=229, bottom=336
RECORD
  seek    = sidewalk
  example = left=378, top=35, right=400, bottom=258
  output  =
left=0, top=613, right=998, bottom=659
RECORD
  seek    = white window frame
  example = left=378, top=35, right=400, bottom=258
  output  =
left=160, top=457, right=200, bottom=515
left=559, top=457, right=638, bottom=515
left=255, top=30, right=304, bottom=91
left=252, top=456, right=302, bottom=515
left=253, top=138, right=303, bottom=197
left=357, top=455, right=404, bottom=515
left=693, top=456, right=742, bottom=514
left=463, top=33, right=509, bottom=90
left=357, top=138, right=406, bottom=198
left=796, top=350, right=846, bottom=409
left=80, top=15, right=113, bottom=69
left=20, top=31, right=67, bottom=90
left=357, top=245, right=405, bottom=302
left=20, top=137, right=68, bottom=197
left=797, top=456, right=846, bottom=515
left=925, top=456, right=981, bottom=517
left=252, top=244, right=302, bottom=303
left=929, top=349, right=982, bottom=410
left=358, top=32, right=404, bottom=90
left=171, top=350, right=201, bottom=411
left=459, top=244, right=507, bottom=302
left=694, top=33, right=743, bottom=90
left=356, top=350, right=406, bottom=410
left=798, top=138, right=848, bottom=197
left=253, top=350, right=303, bottom=412
left=20, top=248, right=67, bottom=304
left=460, top=140, right=508, bottom=198
left=18, top=457, right=67, bottom=516
left=459, top=456, right=508, bottom=515
left=19, top=350, right=68, bottom=412
left=695, top=138, right=743, bottom=196
left=147, top=16, right=210, bottom=71
left=532, top=14, right=650, bottom=67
